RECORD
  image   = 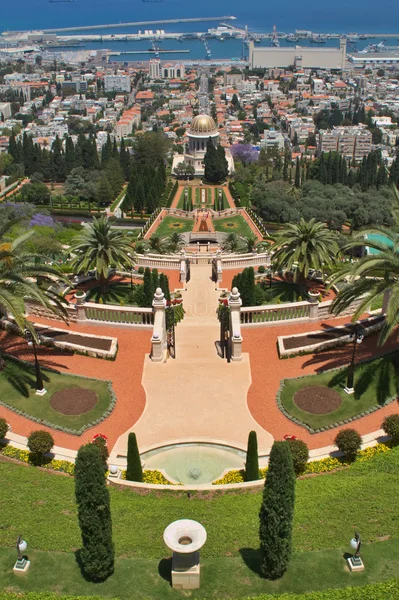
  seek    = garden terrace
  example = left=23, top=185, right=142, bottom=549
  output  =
left=278, top=315, right=385, bottom=358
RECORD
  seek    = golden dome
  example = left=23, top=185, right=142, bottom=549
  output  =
left=189, top=114, right=218, bottom=135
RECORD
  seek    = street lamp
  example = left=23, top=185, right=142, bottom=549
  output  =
left=24, top=328, right=46, bottom=396
left=344, top=324, right=365, bottom=395
left=127, top=252, right=133, bottom=291
left=347, top=532, right=364, bottom=572
left=13, top=534, right=30, bottom=573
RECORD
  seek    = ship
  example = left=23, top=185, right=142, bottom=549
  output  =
left=49, top=0, right=74, bottom=3
left=310, top=35, right=326, bottom=44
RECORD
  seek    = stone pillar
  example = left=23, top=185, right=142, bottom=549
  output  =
left=308, top=300, right=319, bottom=321
left=151, top=287, right=167, bottom=362
left=180, top=250, right=187, bottom=283
left=216, top=250, right=222, bottom=283
left=228, top=287, right=243, bottom=361
left=74, top=292, right=87, bottom=322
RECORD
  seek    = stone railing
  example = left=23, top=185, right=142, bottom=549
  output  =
left=221, top=252, right=271, bottom=269
left=135, top=253, right=181, bottom=270
left=81, top=303, right=154, bottom=327
left=240, top=301, right=312, bottom=325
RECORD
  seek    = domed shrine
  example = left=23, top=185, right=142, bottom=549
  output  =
left=172, top=113, right=234, bottom=177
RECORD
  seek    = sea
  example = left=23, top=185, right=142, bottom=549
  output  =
left=3, top=0, right=399, bottom=62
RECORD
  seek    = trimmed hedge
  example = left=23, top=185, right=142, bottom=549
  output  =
left=0, top=579, right=397, bottom=599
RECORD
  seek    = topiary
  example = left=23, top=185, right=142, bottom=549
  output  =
left=245, top=430, right=259, bottom=481
left=258, top=265, right=266, bottom=274
left=334, top=428, right=362, bottom=461
left=126, top=432, right=143, bottom=482
left=27, top=430, right=54, bottom=461
left=382, top=414, right=399, bottom=445
left=0, top=417, right=8, bottom=439
left=138, top=266, right=144, bottom=275
left=287, top=438, right=309, bottom=475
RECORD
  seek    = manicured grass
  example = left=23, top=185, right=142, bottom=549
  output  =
left=0, top=447, right=398, bottom=559
left=279, top=351, right=399, bottom=429
left=110, top=186, right=127, bottom=211
left=208, top=187, right=212, bottom=205
left=176, top=187, right=186, bottom=209
left=195, top=187, right=200, bottom=206
left=1, top=540, right=398, bottom=599
left=154, top=216, right=194, bottom=237
left=213, top=215, right=253, bottom=238
left=86, top=282, right=137, bottom=306
left=0, top=358, right=112, bottom=432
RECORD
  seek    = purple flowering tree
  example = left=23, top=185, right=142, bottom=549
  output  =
left=230, top=144, right=259, bottom=166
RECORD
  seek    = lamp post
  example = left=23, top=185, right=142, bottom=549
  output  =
left=13, top=534, right=30, bottom=573
left=347, top=531, right=364, bottom=571
left=344, top=324, right=365, bottom=395
left=127, top=252, right=133, bottom=291
left=24, top=328, right=46, bottom=396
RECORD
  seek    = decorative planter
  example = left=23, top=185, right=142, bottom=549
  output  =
left=74, top=291, right=87, bottom=305
left=308, top=290, right=320, bottom=304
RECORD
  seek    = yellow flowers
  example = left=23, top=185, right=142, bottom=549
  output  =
left=121, top=469, right=176, bottom=485
left=1, top=444, right=75, bottom=475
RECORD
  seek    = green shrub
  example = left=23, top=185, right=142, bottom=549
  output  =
left=75, top=444, right=114, bottom=581
left=27, top=430, right=54, bottom=456
left=334, top=428, right=362, bottom=461
left=288, top=438, right=309, bottom=475
left=138, top=266, right=144, bottom=274
left=258, top=265, right=266, bottom=274
left=382, top=413, right=399, bottom=445
left=245, top=430, right=259, bottom=481
left=126, top=432, right=143, bottom=482
left=0, top=417, right=8, bottom=439
left=259, top=441, right=295, bottom=579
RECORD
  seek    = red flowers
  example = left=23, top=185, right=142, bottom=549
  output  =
left=92, top=433, right=108, bottom=444
left=283, top=434, right=297, bottom=441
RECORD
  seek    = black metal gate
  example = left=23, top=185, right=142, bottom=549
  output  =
left=211, top=258, right=218, bottom=283
left=166, top=306, right=176, bottom=359
left=218, top=304, right=231, bottom=362
left=186, top=259, right=191, bottom=283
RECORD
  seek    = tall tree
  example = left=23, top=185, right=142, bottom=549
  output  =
left=75, top=444, right=114, bottom=581
left=70, top=215, right=134, bottom=294
left=294, top=157, right=300, bottom=188
left=259, top=441, right=295, bottom=579
left=143, top=267, right=153, bottom=307
left=126, top=432, right=143, bottom=482
left=245, top=430, right=259, bottom=481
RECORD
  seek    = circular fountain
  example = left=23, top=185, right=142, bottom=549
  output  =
left=163, top=519, right=207, bottom=590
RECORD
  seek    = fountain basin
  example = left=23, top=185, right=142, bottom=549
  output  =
left=142, top=442, right=246, bottom=484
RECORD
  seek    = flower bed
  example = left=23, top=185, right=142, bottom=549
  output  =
left=212, top=442, right=393, bottom=484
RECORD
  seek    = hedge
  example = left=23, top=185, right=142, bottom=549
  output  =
left=0, top=579, right=398, bottom=600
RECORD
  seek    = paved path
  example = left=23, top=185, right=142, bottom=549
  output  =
left=111, top=265, right=274, bottom=460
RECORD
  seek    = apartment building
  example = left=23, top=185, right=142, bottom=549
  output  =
left=318, top=126, right=372, bottom=160
left=104, top=75, right=131, bottom=93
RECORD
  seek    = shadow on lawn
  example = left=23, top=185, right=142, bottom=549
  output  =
left=74, top=549, right=114, bottom=584
left=158, top=557, right=172, bottom=585
left=2, top=359, right=50, bottom=398
left=239, top=548, right=262, bottom=577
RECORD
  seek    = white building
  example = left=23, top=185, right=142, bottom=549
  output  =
left=149, top=59, right=161, bottom=80
left=172, top=114, right=234, bottom=176
left=250, top=38, right=347, bottom=70
left=104, top=75, right=131, bottom=93
left=260, top=128, right=285, bottom=150
left=0, top=102, right=12, bottom=120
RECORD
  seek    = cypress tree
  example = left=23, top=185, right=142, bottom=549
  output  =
left=242, top=267, right=256, bottom=307
left=204, top=137, right=221, bottom=183
left=143, top=267, right=153, bottom=307
left=75, top=444, right=114, bottom=581
left=294, top=157, right=300, bottom=188
left=377, top=164, right=387, bottom=188
left=126, top=432, right=143, bottom=482
left=245, top=430, right=259, bottom=481
left=8, top=133, right=18, bottom=162
left=119, top=137, right=131, bottom=180
left=65, top=136, right=75, bottom=174
left=151, top=268, right=159, bottom=294
left=159, top=272, right=171, bottom=301
left=259, top=441, right=295, bottom=579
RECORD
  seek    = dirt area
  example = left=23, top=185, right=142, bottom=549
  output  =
left=294, top=386, right=342, bottom=414
left=37, top=327, right=112, bottom=351
left=50, top=387, right=98, bottom=415
left=283, top=316, right=384, bottom=350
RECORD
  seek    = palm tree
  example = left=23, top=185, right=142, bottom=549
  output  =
left=146, top=234, right=169, bottom=255
left=330, top=226, right=399, bottom=345
left=166, top=232, right=185, bottom=253
left=0, top=220, right=68, bottom=360
left=222, top=232, right=241, bottom=253
left=70, top=215, right=134, bottom=294
left=271, top=218, right=339, bottom=292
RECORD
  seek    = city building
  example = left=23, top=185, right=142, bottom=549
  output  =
left=172, top=114, right=234, bottom=176
left=104, top=75, right=131, bottom=93
left=318, top=125, right=372, bottom=161
left=0, top=102, right=12, bottom=120
left=249, top=38, right=347, bottom=70
left=260, top=128, right=285, bottom=150
left=149, top=59, right=161, bottom=80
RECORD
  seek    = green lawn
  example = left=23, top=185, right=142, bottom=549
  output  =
left=86, top=282, right=137, bottom=306
left=1, top=446, right=398, bottom=559
left=0, top=358, right=112, bottom=432
left=195, top=187, right=200, bottom=206
left=279, top=351, right=399, bottom=430
left=213, top=215, right=253, bottom=238
left=176, top=188, right=186, bottom=209
left=154, top=216, right=194, bottom=237
left=0, top=541, right=398, bottom=600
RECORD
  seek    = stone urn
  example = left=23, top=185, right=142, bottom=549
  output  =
left=308, top=289, right=321, bottom=303
left=74, top=291, right=87, bottom=305
left=163, top=519, right=207, bottom=590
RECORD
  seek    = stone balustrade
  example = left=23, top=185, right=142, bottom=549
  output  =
left=81, top=303, right=154, bottom=327
left=240, top=301, right=313, bottom=326
left=135, top=254, right=181, bottom=270
left=221, top=252, right=270, bottom=269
